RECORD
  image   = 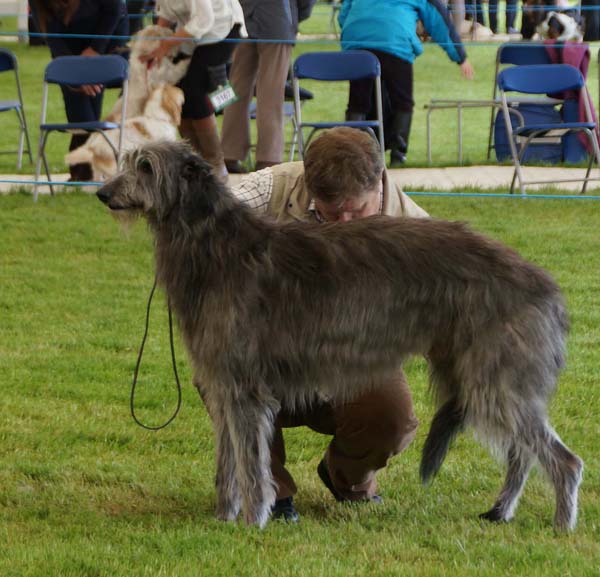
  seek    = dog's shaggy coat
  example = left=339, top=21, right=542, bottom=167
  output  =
left=97, top=141, right=583, bottom=531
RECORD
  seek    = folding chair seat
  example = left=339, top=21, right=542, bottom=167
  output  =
left=34, top=54, right=129, bottom=201
left=292, top=50, right=385, bottom=163
left=498, top=63, right=600, bottom=195
left=0, top=48, right=32, bottom=169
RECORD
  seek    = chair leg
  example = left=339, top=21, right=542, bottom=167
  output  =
left=33, top=132, right=46, bottom=202
left=15, top=109, right=24, bottom=170
left=581, top=129, right=598, bottom=195
left=34, top=131, right=52, bottom=201
left=18, top=108, right=33, bottom=165
left=510, top=138, right=530, bottom=196
left=17, top=127, right=24, bottom=171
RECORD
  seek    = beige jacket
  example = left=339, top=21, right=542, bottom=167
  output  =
left=266, top=161, right=429, bottom=223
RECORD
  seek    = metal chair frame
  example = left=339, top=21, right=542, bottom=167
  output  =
left=34, top=55, right=129, bottom=201
left=498, top=63, right=600, bottom=195
left=0, top=48, right=33, bottom=169
left=292, top=50, right=385, bottom=164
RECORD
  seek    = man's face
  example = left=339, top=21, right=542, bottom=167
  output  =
left=314, top=178, right=383, bottom=223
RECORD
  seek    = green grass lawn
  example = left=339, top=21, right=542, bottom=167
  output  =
left=1, top=191, right=599, bottom=577
left=1, top=8, right=599, bottom=576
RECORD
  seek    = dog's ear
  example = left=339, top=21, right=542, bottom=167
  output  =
left=181, top=152, right=211, bottom=182
left=179, top=151, right=218, bottom=218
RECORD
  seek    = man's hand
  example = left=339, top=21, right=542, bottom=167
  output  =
left=77, top=47, right=103, bottom=95
left=460, top=59, right=475, bottom=80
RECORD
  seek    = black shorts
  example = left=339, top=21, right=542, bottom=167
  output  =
left=178, top=25, right=240, bottom=119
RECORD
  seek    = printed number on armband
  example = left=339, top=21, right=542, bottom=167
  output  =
left=209, top=83, right=238, bottom=112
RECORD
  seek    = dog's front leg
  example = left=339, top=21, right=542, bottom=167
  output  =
left=223, top=387, right=279, bottom=528
left=195, top=382, right=241, bottom=521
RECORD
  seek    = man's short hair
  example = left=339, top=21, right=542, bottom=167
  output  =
left=304, top=127, right=384, bottom=204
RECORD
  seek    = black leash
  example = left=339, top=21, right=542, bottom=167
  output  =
left=130, top=278, right=182, bottom=430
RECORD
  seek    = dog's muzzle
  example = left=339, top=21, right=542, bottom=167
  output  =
left=96, top=188, right=111, bottom=206
left=96, top=181, right=130, bottom=210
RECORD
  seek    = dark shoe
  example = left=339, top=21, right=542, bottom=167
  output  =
left=317, top=459, right=383, bottom=504
left=389, top=149, right=407, bottom=167
left=271, top=496, right=300, bottom=523
left=224, top=159, right=248, bottom=174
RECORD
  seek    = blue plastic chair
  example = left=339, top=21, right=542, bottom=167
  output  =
left=34, top=55, right=129, bottom=201
left=497, top=64, right=600, bottom=195
left=292, top=51, right=385, bottom=163
left=0, top=48, right=32, bottom=169
left=487, top=43, right=555, bottom=159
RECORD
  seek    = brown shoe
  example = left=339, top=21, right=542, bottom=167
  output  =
left=317, top=459, right=383, bottom=504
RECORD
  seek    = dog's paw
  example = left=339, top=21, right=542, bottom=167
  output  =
left=479, top=507, right=510, bottom=523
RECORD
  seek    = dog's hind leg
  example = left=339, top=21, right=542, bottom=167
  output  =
left=480, top=443, right=534, bottom=524
left=223, top=388, right=279, bottom=528
left=532, top=425, right=583, bottom=532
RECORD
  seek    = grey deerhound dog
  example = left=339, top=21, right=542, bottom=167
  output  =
left=97, top=141, right=583, bottom=531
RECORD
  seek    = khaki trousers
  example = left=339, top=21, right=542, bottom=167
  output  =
left=271, top=371, right=419, bottom=500
left=221, top=42, right=292, bottom=164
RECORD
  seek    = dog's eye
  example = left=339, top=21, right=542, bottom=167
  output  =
left=138, top=158, right=153, bottom=175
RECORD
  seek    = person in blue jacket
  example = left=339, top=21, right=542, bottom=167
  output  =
left=338, top=0, right=474, bottom=166
left=31, top=0, right=129, bottom=181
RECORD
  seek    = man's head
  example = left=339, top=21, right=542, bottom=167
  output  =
left=304, top=127, right=384, bottom=222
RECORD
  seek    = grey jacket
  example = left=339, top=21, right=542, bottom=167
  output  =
left=240, top=0, right=316, bottom=40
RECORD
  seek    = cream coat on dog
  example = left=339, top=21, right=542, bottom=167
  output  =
left=65, top=85, right=185, bottom=181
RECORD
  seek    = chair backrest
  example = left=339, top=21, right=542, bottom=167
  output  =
left=498, top=64, right=584, bottom=94
left=0, top=48, right=17, bottom=73
left=44, top=55, right=129, bottom=86
left=498, top=43, right=552, bottom=66
left=293, top=50, right=380, bottom=81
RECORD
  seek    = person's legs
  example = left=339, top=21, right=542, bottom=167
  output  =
left=274, top=371, right=418, bottom=502
left=253, top=42, right=293, bottom=166
left=321, top=372, right=418, bottom=500
left=488, top=0, right=498, bottom=32
left=178, top=28, right=239, bottom=181
left=374, top=51, right=413, bottom=166
left=61, top=87, right=104, bottom=181
left=505, top=0, right=518, bottom=31
left=221, top=42, right=259, bottom=170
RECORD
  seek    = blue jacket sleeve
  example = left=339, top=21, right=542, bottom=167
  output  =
left=420, top=0, right=467, bottom=64
left=338, top=0, right=352, bottom=29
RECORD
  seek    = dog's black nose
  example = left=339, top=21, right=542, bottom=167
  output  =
left=96, top=188, right=110, bottom=205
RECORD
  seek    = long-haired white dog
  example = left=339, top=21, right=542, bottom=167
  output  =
left=66, top=85, right=184, bottom=181
left=107, top=25, right=191, bottom=122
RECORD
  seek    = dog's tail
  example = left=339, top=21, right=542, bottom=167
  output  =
left=65, top=147, right=93, bottom=167
left=420, top=396, right=465, bottom=485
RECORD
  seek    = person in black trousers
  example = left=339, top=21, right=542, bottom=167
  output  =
left=30, top=0, right=128, bottom=181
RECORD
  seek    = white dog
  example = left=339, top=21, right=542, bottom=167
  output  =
left=536, top=11, right=583, bottom=42
left=108, top=25, right=191, bottom=121
left=66, top=84, right=185, bottom=181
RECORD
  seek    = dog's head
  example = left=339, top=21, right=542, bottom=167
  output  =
left=129, top=25, right=175, bottom=59
left=96, top=141, right=219, bottom=227
left=143, top=84, right=185, bottom=126
left=536, top=11, right=583, bottom=42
